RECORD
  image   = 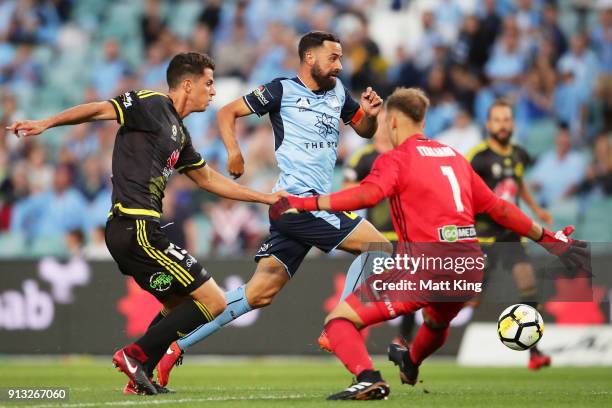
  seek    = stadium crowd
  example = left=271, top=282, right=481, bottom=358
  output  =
left=0, top=0, right=610, bottom=258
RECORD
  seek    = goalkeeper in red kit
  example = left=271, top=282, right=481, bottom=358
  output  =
left=270, top=88, right=589, bottom=401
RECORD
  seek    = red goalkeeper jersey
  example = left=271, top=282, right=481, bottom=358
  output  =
left=361, top=135, right=498, bottom=243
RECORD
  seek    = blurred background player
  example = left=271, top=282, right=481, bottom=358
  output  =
left=343, top=109, right=416, bottom=348
left=271, top=87, right=588, bottom=400
left=466, top=99, right=554, bottom=370
left=7, top=52, right=282, bottom=395
left=156, top=31, right=391, bottom=387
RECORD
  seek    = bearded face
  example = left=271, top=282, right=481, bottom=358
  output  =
left=490, top=126, right=513, bottom=146
left=310, top=60, right=339, bottom=91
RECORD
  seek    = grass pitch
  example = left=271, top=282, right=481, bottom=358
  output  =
left=0, top=357, right=610, bottom=407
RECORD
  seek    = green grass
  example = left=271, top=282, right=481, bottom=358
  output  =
left=0, top=358, right=610, bottom=407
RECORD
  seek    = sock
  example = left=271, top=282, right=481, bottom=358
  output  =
left=143, top=308, right=170, bottom=376
left=399, top=312, right=416, bottom=343
left=520, top=287, right=541, bottom=311
left=177, top=285, right=252, bottom=350
left=135, top=299, right=214, bottom=361
left=124, top=343, right=148, bottom=363
left=410, top=323, right=449, bottom=365
left=326, top=318, right=373, bottom=376
left=340, top=251, right=390, bottom=301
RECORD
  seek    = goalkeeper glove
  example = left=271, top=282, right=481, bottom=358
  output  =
left=269, top=196, right=319, bottom=220
left=537, top=226, right=589, bottom=271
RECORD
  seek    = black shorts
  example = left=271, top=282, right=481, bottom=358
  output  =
left=481, top=233, right=529, bottom=273
left=255, top=210, right=363, bottom=277
left=105, top=216, right=210, bottom=301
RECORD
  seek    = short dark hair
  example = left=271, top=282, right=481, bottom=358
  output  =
left=487, top=98, right=513, bottom=119
left=385, top=87, right=430, bottom=123
left=166, top=52, right=215, bottom=89
left=298, top=31, right=341, bottom=61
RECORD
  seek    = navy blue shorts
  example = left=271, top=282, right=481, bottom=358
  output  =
left=255, top=210, right=363, bottom=277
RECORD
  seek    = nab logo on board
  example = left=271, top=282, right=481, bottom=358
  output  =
left=0, top=258, right=90, bottom=330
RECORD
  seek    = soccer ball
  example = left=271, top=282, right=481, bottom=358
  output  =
left=497, top=304, right=544, bottom=351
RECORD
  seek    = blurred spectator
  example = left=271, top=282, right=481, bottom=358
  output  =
left=0, top=1, right=17, bottom=40
left=337, top=12, right=387, bottom=94
left=83, top=225, right=112, bottom=260
left=541, top=2, right=568, bottom=64
left=516, top=44, right=556, bottom=123
left=25, top=142, right=53, bottom=193
left=198, top=0, right=222, bottom=33
left=64, top=123, right=98, bottom=162
left=0, top=91, right=23, bottom=152
left=484, top=20, right=527, bottom=94
left=590, top=4, right=611, bottom=74
left=11, top=164, right=88, bottom=242
left=453, top=15, right=482, bottom=69
left=213, top=19, right=255, bottom=79
left=208, top=199, right=265, bottom=256
left=529, top=125, right=587, bottom=206
left=435, top=0, right=463, bottom=44
left=390, top=47, right=422, bottom=89
left=0, top=44, right=42, bottom=90
left=140, top=41, right=169, bottom=88
left=577, top=133, right=612, bottom=196
left=141, top=0, right=166, bottom=49
left=553, top=64, right=587, bottom=137
left=584, top=75, right=612, bottom=139
left=423, top=65, right=459, bottom=136
left=557, top=32, right=600, bottom=95
left=76, top=155, right=106, bottom=202
left=190, top=23, right=212, bottom=55
left=436, top=109, right=482, bottom=155
left=90, top=39, right=130, bottom=99
left=65, top=228, right=84, bottom=257
left=412, top=10, right=442, bottom=71
left=476, top=0, right=502, bottom=64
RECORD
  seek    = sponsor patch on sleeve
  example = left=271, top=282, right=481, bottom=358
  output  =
left=252, top=85, right=273, bottom=106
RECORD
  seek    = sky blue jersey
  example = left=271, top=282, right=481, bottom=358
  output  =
left=244, top=77, right=361, bottom=195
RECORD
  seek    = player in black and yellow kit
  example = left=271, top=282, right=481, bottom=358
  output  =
left=343, top=110, right=416, bottom=347
left=7, top=53, right=281, bottom=394
left=466, top=99, right=553, bottom=370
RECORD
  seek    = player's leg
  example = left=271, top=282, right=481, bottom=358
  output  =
left=304, top=214, right=391, bottom=351
left=335, top=217, right=393, bottom=299
left=174, top=227, right=308, bottom=351
left=156, top=231, right=309, bottom=386
left=388, top=302, right=464, bottom=385
left=107, top=217, right=224, bottom=394
left=176, top=256, right=289, bottom=350
left=510, top=256, right=552, bottom=369
left=324, top=295, right=399, bottom=400
left=393, top=313, right=416, bottom=348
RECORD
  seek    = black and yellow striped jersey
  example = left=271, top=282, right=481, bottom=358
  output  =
left=107, top=90, right=206, bottom=220
left=344, top=143, right=397, bottom=241
left=466, top=140, right=532, bottom=240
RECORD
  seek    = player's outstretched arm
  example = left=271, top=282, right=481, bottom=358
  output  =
left=269, top=182, right=385, bottom=220
left=186, top=164, right=282, bottom=205
left=519, top=179, right=553, bottom=225
left=472, top=171, right=588, bottom=270
left=217, top=97, right=253, bottom=179
left=5, top=101, right=117, bottom=138
left=350, top=87, right=383, bottom=139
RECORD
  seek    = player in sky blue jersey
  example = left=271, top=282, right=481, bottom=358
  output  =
left=156, top=32, right=391, bottom=387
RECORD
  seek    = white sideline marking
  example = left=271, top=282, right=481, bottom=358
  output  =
left=0, top=394, right=306, bottom=408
